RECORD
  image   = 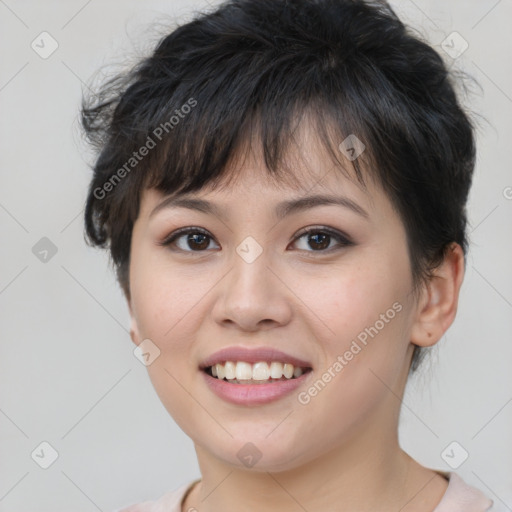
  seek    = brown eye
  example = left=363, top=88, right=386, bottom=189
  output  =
left=182, top=232, right=211, bottom=250
left=291, top=227, right=353, bottom=253
left=158, top=226, right=353, bottom=254
left=159, top=227, right=219, bottom=252
left=305, top=232, right=330, bottom=250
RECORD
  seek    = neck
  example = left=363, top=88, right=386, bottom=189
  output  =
left=188, top=426, right=413, bottom=512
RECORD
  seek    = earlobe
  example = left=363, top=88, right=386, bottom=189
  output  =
left=130, top=323, right=140, bottom=346
left=127, top=301, right=141, bottom=347
left=410, top=243, right=465, bottom=348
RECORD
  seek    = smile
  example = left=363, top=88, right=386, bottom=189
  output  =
left=205, top=361, right=311, bottom=383
left=201, top=362, right=313, bottom=406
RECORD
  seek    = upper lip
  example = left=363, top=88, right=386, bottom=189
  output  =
left=200, top=346, right=313, bottom=370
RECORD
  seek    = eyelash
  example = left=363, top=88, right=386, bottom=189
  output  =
left=157, top=225, right=354, bottom=255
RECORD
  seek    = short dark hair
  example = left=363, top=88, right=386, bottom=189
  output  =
left=81, top=0, right=476, bottom=374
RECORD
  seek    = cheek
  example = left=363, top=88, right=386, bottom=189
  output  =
left=293, top=247, right=414, bottom=403
left=298, top=256, right=410, bottom=343
left=307, top=256, right=412, bottom=406
left=292, top=273, right=411, bottom=450
left=130, top=246, right=211, bottom=338
left=129, top=249, right=215, bottom=412
left=129, top=260, right=210, bottom=426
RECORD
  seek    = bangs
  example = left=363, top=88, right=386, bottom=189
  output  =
left=134, top=65, right=372, bottom=201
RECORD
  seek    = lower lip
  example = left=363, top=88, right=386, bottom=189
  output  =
left=201, top=370, right=312, bottom=406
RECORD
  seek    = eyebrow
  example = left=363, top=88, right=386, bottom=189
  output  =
left=149, top=193, right=369, bottom=220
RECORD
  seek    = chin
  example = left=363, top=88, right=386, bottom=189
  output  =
left=210, top=435, right=310, bottom=473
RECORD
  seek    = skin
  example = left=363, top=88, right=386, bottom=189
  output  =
left=127, top=127, right=465, bottom=512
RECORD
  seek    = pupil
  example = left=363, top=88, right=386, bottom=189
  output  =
left=189, top=233, right=208, bottom=250
left=310, top=233, right=329, bottom=250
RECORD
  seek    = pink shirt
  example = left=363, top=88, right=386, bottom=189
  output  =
left=115, top=471, right=494, bottom=512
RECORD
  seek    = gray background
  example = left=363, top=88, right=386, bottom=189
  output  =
left=0, top=0, right=511, bottom=511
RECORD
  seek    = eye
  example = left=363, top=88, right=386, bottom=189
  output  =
left=158, top=227, right=219, bottom=252
left=290, top=226, right=353, bottom=253
left=158, top=225, right=353, bottom=254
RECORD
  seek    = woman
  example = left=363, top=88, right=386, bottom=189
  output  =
left=81, top=0, right=493, bottom=510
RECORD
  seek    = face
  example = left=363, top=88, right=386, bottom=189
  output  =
left=128, top=133, right=421, bottom=472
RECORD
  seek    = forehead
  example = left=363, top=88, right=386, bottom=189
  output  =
left=219, top=118, right=370, bottom=191
left=141, top=120, right=382, bottom=218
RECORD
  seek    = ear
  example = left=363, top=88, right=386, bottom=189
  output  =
left=127, top=299, right=142, bottom=347
left=410, top=242, right=465, bottom=347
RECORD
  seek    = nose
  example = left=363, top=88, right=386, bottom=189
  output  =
left=211, top=245, right=293, bottom=332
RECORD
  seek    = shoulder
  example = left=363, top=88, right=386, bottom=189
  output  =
left=433, top=471, right=494, bottom=512
left=112, top=479, right=199, bottom=512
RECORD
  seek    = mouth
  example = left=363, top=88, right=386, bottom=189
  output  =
left=203, top=361, right=313, bottom=384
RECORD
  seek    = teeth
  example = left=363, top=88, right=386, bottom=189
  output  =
left=252, top=362, right=270, bottom=380
left=224, top=361, right=236, bottom=380
left=270, top=361, right=283, bottom=379
left=215, top=363, right=225, bottom=380
left=235, top=361, right=252, bottom=380
left=208, top=361, right=308, bottom=382
left=283, top=363, right=294, bottom=379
